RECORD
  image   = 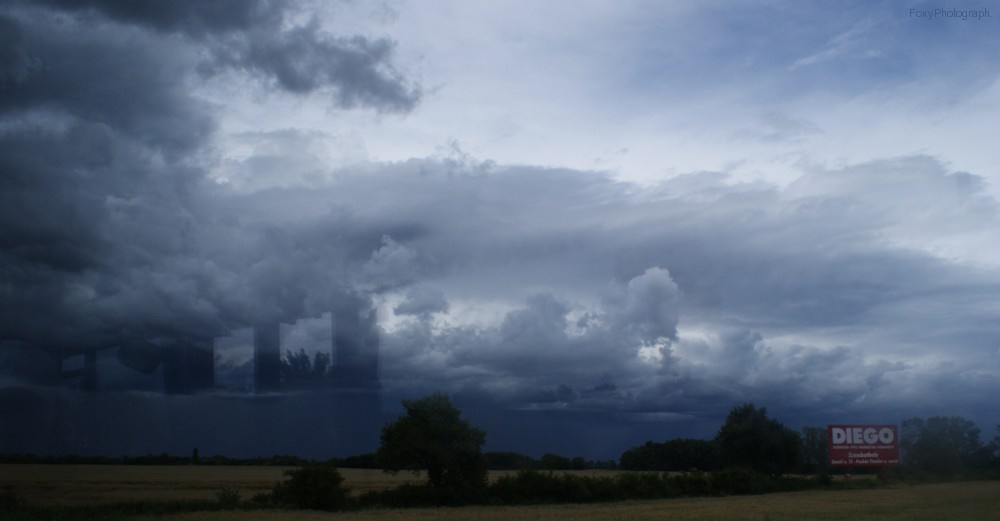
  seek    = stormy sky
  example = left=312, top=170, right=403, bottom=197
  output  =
left=2, top=0, right=999, bottom=459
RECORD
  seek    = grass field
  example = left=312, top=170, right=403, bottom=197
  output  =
left=146, top=481, right=1000, bottom=521
left=150, top=482, right=1000, bottom=521
left=0, top=464, right=624, bottom=505
left=0, top=464, right=427, bottom=505
left=1, top=464, right=997, bottom=520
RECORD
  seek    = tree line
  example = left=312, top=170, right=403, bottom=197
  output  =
left=271, top=395, right=986, bottom=511
left=5, top=394, right=999, bottom=514
left=6, top=398, right=996, bottom=482
left=620, top=403, right=1000, bottom=478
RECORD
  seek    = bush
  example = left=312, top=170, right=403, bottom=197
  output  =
left=615, top=472, right=674, bottom=499
left=489, top=470, right=640, bottom=504
left=271, top=463, right=350, bottom=511
left=709, top=467, right=775, bottom=495
left=490, top=470, right=560, bottom=504
left=214, top=486, right=242, bottom=508
left=249, top=492, right=274, bottom=506
left=356, top=483, right=442, bottom=508
left=671, top=470, right=712, bottom=496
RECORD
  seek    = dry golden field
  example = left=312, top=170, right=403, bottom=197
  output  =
left=150, top=482, right=1000, bottom=521
left=0, top=464, right=622, bottom=505
left=1, top=464, right=998, bottom=520
left=0, top=464, right=427, bottom=505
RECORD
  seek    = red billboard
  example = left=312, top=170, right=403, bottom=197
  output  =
left=827, top=424, right=900, bottom=467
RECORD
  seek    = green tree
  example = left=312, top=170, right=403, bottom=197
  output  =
left=799, top=426, right=828, bottom=474
left=714, top=403, right=800, bottom=475
left=990, top=425, right=1000, bottom=470
left=539, top=453, right=572, bottom=470
left=619, top=439, right=718, bottom=471
left=900, top=416, right=982, bottom=476
left=377, top=393, right=488, bottom=496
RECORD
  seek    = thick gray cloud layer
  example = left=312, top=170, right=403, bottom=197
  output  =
left=0, top=0, right=420, bottom=353
left=34, top=0, right=421, bottom=111
left=1, top=0, right=998, bottom=457
left=262, top=158, right=997, bottom=428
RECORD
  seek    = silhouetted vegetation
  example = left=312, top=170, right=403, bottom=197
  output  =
left=484, top=451, right=537, bottom=470
left=334, top=452, right=378, bottom=468
left=798, top=426, right=829, bottom=474
left=0, top=452, right=313, bottom=466
left=899, top=416, right=997, bottom=478
left=619, top=438, right=719, bottom=471
left=270, top=463, right=350, bottom=510
left=619, top=404, right=801, bottom=474
left=484, top=451, right=615, bottom=470
left=4, top=397, right=1000, bottom=516
left=715, top=403, right=801, bottom=475
left=280, top=349, right=332, bottom=387
left=377, top=393, right=488, bottom=501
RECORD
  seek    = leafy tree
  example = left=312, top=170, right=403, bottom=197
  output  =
left=714, top=403, right=800, bottom=475
left=539, top=453, right=572, bottom=470
left=484, top=451, right=537, bottom=470
left=620, top=439, right=718, bottom=471
left=281, top=349, right=332, bottom=386
left=620, top=441, right=658, bottom=470
left=377, top=393, right=488, bottom=496
left=900, top=416, right=983, bottom=476
left=799, top=426, right=828, bottom=474
left=989, top=425, right=1000, bottom=470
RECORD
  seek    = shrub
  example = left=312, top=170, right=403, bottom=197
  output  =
left=709, top=467, right=775, bottom=495
left=249, top=492, right=274, bottom=506
left=356, top=483, right=445, bottom=508
left=671, top=470, right=712, bottom=496
left=214, top=486, right=242, bottom=508
left=490, top=470, right=561, bottom=504
left=488, top=470, right=630, bottom=504
left=615, top=472, right=674, bottom=499
left=271, top=463, right=350, bottom=511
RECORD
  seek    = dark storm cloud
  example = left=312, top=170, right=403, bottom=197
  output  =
left=36, top=0, right=281, bottom=35
left=0, top=4, right=214, bottom=350
left=246, top=156, right=997, bottom=432
left=209, top=24, right=420, bottom=112
left=0, top=0, right=421, bottom=352
left=35, top=0, right=421, bottom=112
left=2, top=0, right=998, bottom=459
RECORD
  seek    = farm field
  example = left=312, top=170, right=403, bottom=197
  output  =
left=148, top=481, right=1000, bottom=521
left=0, top=464, right=425, bottom=505
left=1, top=464, right=997, bottom=520
left=0, top=464, right=622, bottom=505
